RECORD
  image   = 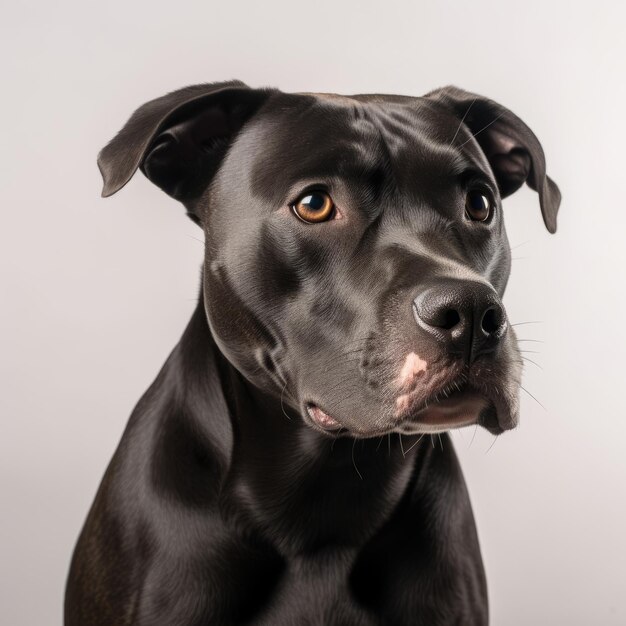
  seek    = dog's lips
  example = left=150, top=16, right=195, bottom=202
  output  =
left=305, top=382, right=507, bottom=437
left=306, top=403, right=342, bottom=431
left=400, top=390, right=489, bottom=434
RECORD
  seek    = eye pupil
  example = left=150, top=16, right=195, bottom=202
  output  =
left=465, top=190, right=492, bottom=221
left=469, top=193, right=487, bottom=211
left=292, top=190, right=335, bottom=223
left=303, top=193, right=325, bottom=211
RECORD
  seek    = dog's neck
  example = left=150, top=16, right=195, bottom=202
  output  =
left=158, top=297, right=443, bottom=555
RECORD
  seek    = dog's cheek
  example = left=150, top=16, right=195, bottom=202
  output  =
left=202, top=258, right=280, bottom=382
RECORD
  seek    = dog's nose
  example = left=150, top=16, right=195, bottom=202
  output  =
left=412, top=281, right=507, bottom=364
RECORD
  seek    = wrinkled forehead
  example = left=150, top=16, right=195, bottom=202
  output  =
left=233, top=92, right=492, bottom=206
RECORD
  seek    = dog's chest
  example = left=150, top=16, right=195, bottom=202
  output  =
left=251, top=551, right=379, bottom=626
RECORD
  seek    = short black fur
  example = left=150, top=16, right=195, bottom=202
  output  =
left=65, top=81, right=560, bottom=625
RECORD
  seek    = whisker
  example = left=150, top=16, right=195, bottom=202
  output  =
left=485, top=435, right=499, bottom=454
left=521, top=385, right=546, bottom=411
left=280, top=381, right=292, bottom=421
left=510, top=240, right=531, bottom=251
left=457, top=111, right=506, bottom=148
left=521, top=356, right=543, bottom=370
left=404, top=433, right=425, bottom=454
left=186, top=234, right=205, bottom=245
left=449, top=97, right=476, bottom=146
left=352, top=438, right=363, bottom=480
left=470, top=424, right=478, bottom=448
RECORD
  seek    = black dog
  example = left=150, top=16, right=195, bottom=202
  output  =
left=65, top=81, right=560, bottom=625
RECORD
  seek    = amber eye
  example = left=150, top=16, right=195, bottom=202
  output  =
left=465, top=190, right=493, bottom=222
left=292, top=191, right=335, bottom=223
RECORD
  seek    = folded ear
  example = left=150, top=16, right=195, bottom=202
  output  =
left=97, top=80, right=274, bottom=220
left=426, top=86, right=561, bottom=233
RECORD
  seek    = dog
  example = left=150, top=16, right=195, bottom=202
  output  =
left=65, top=80, right=560, bottom=625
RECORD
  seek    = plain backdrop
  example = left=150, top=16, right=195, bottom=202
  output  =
left=2, top=1, right=625, bottom=624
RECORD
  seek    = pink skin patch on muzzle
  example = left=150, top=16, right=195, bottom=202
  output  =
left=395, top=352, right=428, bottom=415
left=397, top=352, right=428, bottom=388
left=394, top=352, right=488, bottom=431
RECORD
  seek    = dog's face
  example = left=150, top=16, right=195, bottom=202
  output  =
left=98, top=81, right=560, bottom=438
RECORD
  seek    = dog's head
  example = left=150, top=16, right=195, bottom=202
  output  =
left=99, top=81, right=560, bottom=438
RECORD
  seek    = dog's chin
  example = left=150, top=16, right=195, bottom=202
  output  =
left=304, top=386, right=511, bottom=439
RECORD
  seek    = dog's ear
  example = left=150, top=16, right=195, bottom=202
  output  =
left=97, top=80, right=274, bottom=218
left=426, top=86, right=561, bottom=233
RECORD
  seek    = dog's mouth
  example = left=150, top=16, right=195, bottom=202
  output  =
left=305, top=381, right=500, bottom=437
left=396, top=383, right=494, bottom=435
left=306, top=403, right=343, bottom=431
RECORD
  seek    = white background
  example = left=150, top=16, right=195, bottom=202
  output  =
left=2, top=1, right=625, bottom=624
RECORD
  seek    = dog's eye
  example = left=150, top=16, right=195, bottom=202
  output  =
left=465, top=190, right=493, bottom=222
left=292, top=191, right=335, bottom=223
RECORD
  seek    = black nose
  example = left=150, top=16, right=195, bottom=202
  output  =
left=412, top=281, right=507, bottom=364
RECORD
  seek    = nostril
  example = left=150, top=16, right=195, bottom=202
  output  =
left=440, top=308, right=461, bottom=330
left=412, top=296, right=463, bottom=331
left=481, top=307, right=502, bottom=335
